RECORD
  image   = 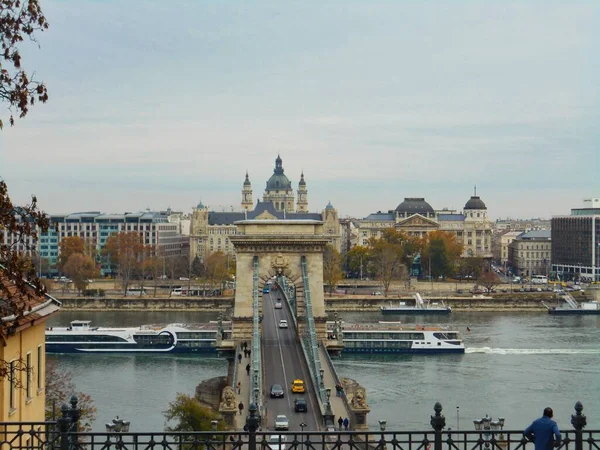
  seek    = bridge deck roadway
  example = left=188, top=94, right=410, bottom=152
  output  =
left=262, top=291, right=322, bottom=432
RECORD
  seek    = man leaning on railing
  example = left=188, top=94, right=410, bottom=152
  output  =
left=524, top=407, right=562, bottom=450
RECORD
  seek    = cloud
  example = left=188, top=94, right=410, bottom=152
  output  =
left=1, top=1, right=599, bottom=218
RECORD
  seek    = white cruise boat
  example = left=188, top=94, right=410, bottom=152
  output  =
left=46, top=320, right=231, bottom=354
left=327, top=321, right=464, bottom=354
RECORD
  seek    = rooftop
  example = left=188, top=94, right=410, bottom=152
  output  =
left=517, top=230, right=551, bottom=240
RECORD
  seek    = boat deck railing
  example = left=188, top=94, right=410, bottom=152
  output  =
left=327, top=322, right=455, bottom=332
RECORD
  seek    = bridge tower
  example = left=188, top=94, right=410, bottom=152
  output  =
left=228, top=218, right=329, bottom=341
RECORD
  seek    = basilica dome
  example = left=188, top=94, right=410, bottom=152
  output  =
left=265, top=155, right=292, bottom=191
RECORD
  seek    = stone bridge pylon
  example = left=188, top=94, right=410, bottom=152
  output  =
left=228, top=219, right=330, bottom=340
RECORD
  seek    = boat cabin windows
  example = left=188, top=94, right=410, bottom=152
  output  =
left=344, top=341, right=411, bottom=350
left=47, top=334, right=127, bottom=342
left=133, top=334, right=173, bottom=345
left=344, top=332, right=425, bottom=340
left=70, top=321, right=91, bottom=330
left=176, top=332, right=216, bottom=340
left=433, top=332, right=459, bottom=340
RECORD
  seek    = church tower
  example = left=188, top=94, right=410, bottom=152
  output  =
left=296, top=171, right=308, bottom=213
left=241, top=171, right=253, bottom=211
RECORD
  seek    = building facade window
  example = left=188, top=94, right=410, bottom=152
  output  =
left=26, top=352, right=32, bottom=399
left=37, top=345, right=43, bottom=391
left=9, top=360, right=16, bottom=411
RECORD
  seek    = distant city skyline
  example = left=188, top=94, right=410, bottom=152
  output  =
left=1, top=1, right=598, bottom=218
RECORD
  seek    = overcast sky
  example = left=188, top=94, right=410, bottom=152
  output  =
left=1, top=1, right=598, bottom=219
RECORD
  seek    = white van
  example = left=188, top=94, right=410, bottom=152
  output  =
left=126, top=289, right=147, bottom=296
left=531, top=275, right=548, bottom=284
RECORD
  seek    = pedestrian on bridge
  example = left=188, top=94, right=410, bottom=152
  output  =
left=246, top=363, right=250, bottom=375
left=524, top=407, right=561, bottom=450
left=338, top=417, right=343, bottom=430
left=247, top=349, right=251, bottom=358
left=343, top=418, right=349, bottom=431
left=237, top=381, right=241, bottom=394
left=244, top=349, right=249, bottom=358
left=238, top=401, right=244, bottom=415
left=238, top=353, right=242, bottom=363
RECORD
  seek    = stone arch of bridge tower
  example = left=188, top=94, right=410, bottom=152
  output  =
left=228, top=229, right=329, bottom=342
left=256, top=266, right=303, bottom=322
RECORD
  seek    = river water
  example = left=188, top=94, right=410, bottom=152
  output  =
left=47, top=311, right=600, bottom=432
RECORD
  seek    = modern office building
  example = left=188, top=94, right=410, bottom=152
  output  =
left=2, top=210, right=186, bottom=274
left=551, top=199, right=600, bottom=282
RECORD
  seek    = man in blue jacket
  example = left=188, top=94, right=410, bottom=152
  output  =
left=524, top=407, right=561, bottom=450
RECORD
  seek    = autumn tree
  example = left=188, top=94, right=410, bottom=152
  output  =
left=479, top=269, right=501, bottom=293
left=103, top=232, right=144, bottom=294
left=163, top=393, right=226, bottom=432
left=58, top=236, right=85, bottom=270
left=190, top=256, right=204, bottom=278
left=144, top=255, right=164, bottom=296
left=345, top=245, right=370, bottom=278
left=45, top=359, right=97, bottom=431
left=0, top=0, right=49, bottom=130
left=369, top=239, right=404, bottom=296
left=204, top=251, right=228, bottom=287
left=0, top=0, right=50, bottom=380
left=1, top=182, right=49, bottom=378
left=323, top=244, right=343, bottom=296
left=455, top=257, right=483, bottom=282
left=62, top=253, right=98, bottom=294
left=420, top=231, right=463, bottom=280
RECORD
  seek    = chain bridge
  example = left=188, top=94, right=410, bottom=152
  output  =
left=215, top=218, right=370, bottom=432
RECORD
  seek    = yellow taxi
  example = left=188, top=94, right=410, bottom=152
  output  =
left=291, top=379, right=305, bottom=393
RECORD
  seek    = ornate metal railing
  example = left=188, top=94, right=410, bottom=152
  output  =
left=300, top=256, right=326, bottom=410
left=0, top=401, right=597, bottom=450
left=251, top=256, right=263, bottom=414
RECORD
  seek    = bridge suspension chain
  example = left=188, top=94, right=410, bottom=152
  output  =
left=251, top=256, right=263, bottom=415
left=300, top=256, right=326, bottom=406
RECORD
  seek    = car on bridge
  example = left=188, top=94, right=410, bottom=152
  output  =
left=274, top=302, right=282, bottom=309
left=291, top=379, right=305, bottom=393
left=267, top=435, right=287, bottom=450
left=294, top=398, right=308, bottom=412
left=270, top=384, right=284, bottom=398
left=274, top=415, right=289, bottom=430
left=279, top=319, right=288, bottom=329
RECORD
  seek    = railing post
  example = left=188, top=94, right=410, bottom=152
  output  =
left=68, top=395, right=81, bottom=449
left=571, top=401, right=587, bottom=450
left=244, top=402, right=260, bottom=450
left=57, top=403, right=71, bottom=450
left=430, top=402, right=446, bottom=450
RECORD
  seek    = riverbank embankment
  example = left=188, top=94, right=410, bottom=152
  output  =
left=53, top=293, right=583, bottom=312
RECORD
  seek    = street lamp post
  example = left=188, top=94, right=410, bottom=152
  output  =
left=323, top=388, right=335, bottom=429
left=105, top=415, right=131, bottom=441
left=379, top=420, right=387, bottom=450
left=300, top=422, right=307, bottom=450
left=473, top=415, right=505, bottom=450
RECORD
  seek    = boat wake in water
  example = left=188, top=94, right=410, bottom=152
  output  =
left=467, top=347, right=600, bottom=355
